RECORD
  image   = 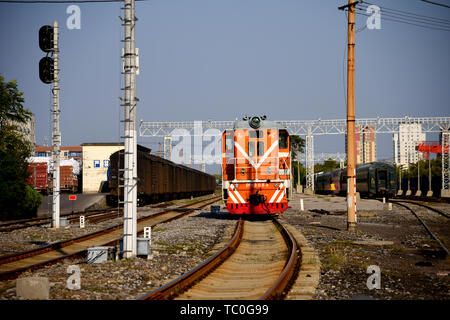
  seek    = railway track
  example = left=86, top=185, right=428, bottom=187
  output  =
left=389, top=198, right=450, bottom=219
left=0, top=208, right=121, bottom=233
left=0, top=196, right=209, bottom=233
left=138, top=216, right=301, bottom=300
left=388, top=200, right=450, bottom=257
left=0, top=195, right=221, bottom=280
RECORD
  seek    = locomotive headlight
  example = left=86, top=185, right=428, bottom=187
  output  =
left=241, top=168, right=245, bottom=175
left=274, top=183, right=279, bottom=188
left=235, top=184, right=239, bottom=188
left=249, top=116, right=261, bottom=129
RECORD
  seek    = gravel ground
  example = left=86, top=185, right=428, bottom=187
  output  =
left=1, top=193, right=449, bottom=300
left=280, top=194, right=450, bottom=300
left=0, top=194, right=216, bottom=257
left=0, top=204, right=236, bottom=300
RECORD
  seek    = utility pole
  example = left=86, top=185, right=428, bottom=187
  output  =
left=297, top=147, right=300, bottom=191
left=428, top=150, right=432, bottom=195
left=339, top=0, right=358, bottom=231
left=417, top=154, right=421, bottom=195
left=52, top=21, right=61, bottom=229
left=121, top=0, right=137, bottom=258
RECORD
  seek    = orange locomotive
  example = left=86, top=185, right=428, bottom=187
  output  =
left=222, top=116, right=291, bottom=214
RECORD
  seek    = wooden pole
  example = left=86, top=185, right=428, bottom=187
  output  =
left=346, top=0, right=357, bottom=231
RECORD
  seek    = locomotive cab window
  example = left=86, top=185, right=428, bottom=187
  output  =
left=249, top=130, right=263, bottom=138
left=279, top=130, right=288, bottom=149
left=257, top=141, right=265, bottom=156
left=225, top=134, right=234, bottom=152
left=248, top=141, right=256, bottom=157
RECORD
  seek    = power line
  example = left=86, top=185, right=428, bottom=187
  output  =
left=360, top=1, right=450, bottom=26
left=421, top=0, right=450, bottom=9
left=348, top=2, right=450, bottom=31
left=355, top=9, right=450, bottom=31
left=0, top=0, right=147, bottom=3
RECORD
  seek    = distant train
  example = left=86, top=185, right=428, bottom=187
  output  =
left=222, top=116, right=291, bottom=214
left=315, top=161, right=397, bottom=197
left=107, top=145, right=216, bottom=206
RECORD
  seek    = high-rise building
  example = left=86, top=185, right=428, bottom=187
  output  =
left=393, top=123, right=426, bottom=166
left=347, top=125, right=377, bottom=164
left=356, top=125, right=376, bottom=164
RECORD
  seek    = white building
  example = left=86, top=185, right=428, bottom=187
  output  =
left=81, top=143, right=124, bottom=193
left=393, top=124, right=426, bottom=166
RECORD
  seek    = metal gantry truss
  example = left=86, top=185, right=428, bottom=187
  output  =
left=140, top=116, right=450, bottom=191
left=140, top=116, right=450, bottom=137
left=306, top=128, right=314, bottom=191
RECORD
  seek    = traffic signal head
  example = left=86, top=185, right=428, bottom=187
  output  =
left=39, top=57, right=54, bottom=84
left=39, top=25, right=54, bottom=52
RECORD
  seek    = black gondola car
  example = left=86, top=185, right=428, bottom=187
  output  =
left=107, top=146, right=216, bottom=206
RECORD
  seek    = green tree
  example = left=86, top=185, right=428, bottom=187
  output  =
left=399, top=158, right=442, bottom=179
left=0, top=75, right=41, bottom=220
left=290, top=135, right=305, bottom=160
left=314, top=158, right=340, bottom=173
left=289, top=135, right=306, bottom=188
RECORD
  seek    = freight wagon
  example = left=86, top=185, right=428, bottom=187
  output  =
left=107, top=146, right=216, bottom=206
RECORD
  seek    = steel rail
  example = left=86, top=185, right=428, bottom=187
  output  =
left=138, top=218, right=244, bottom=300
left=0, top=194, right=217, bottom=232
left=0, top=196, right=221, bottom=280
left=389, top=199, right=450, bottom=219
left=259, top=217, right=300, bottom=300
left=392, top=201, right=450, bottom=257
left=138, top=217, right=301, bottom=300
left=0, top=208, right=120, bottom=232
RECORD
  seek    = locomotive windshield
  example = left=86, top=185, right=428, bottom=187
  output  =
left=257, top=141, right=265, bottom=156
left=279, top=130, right=288, bottom=149
left=248, top=141, right=256, bottom=157
left=225, top=132, right=234, bottom=152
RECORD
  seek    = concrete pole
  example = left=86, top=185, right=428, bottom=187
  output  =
left=306, top=127, right=314, bottom=192
left=407, top=152, right=411, bottom=193
left=297, top=145, right=300, bottom=192
left=428, top=152, right=432, bottom=193
left=163, top=135, right=172, bottom=160
left=122, top=0, right=137, bottom=258
left=417, top=156, right=420, bottom=195
left=131, top=0, right=138, bottom=258
left=52, top=21, right=60, bottom=229
left=442, top=132, right=450, bottom=196
left=346, top=0, right=357, bottom=231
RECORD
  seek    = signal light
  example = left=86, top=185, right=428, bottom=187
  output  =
left=39, top=25, right=54, bottom=53
left=249, top=116, right=261, bottom=129
left=39, top=57, right=54, bottom=84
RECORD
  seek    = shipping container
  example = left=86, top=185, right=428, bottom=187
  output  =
left=27, top=162, right=49, bottom=194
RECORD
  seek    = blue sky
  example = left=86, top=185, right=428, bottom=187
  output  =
left=0, top=0, right=449, bottom=172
